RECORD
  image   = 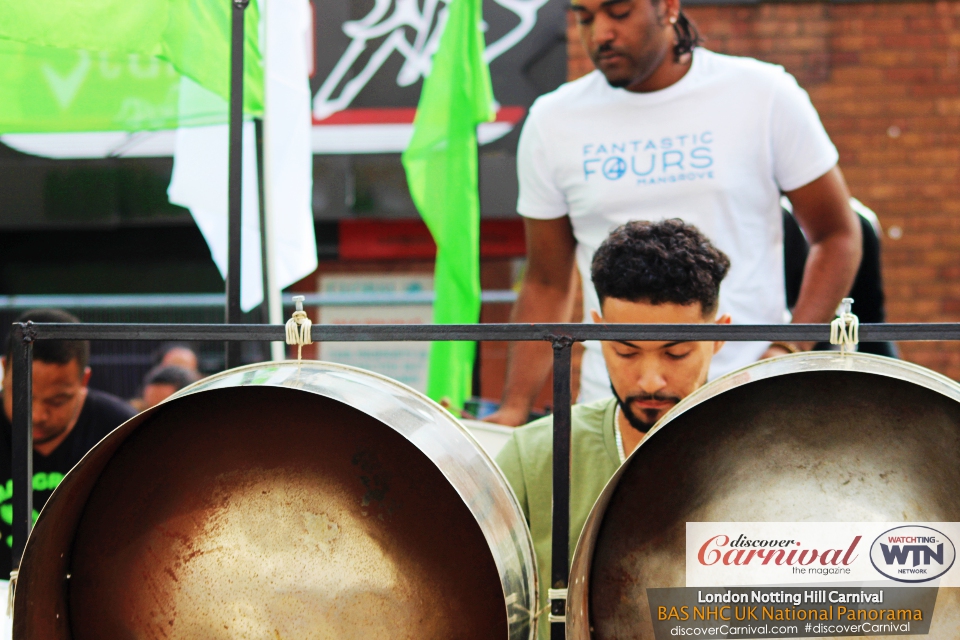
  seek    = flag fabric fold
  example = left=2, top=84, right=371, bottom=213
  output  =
left=402, top=0, right=494, bottom=408
left=168, top=120, right=265, bottom=312
left=0, top=0, right=263, bottom=133
left=262, top=0, right=318, bottom=296
left=1, top=0, right=316, bottom=316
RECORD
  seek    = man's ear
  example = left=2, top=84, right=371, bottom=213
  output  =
left=590, top=309, right=603, bottom=324
left=81, top=366, right=92, bottom=388
left=661, top=0, right=682, bottom=24
left=713, top=314, right=731, bottom=354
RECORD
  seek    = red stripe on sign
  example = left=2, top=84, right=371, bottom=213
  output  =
left=314, top=106, right=527, bottom=126
left=494, top=105, right=526, bottom=124
left=339, top=219, right=526, bottom=260
left=315, top=107, right=418, bottom=125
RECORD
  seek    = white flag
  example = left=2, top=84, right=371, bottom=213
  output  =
left=168, top=0, right=316, bottom=312
left=263, top=0, right=317, bottom=293
left=168, top=119, right=264, bottom=311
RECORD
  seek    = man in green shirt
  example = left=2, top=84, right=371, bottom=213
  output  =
left=495, top=219, right=731, bottom=636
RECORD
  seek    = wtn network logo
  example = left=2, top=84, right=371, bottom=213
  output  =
left=870, top=526, right=956, bottom=583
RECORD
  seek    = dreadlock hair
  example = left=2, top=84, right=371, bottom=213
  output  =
left=672, top=10, right=702, bottom=61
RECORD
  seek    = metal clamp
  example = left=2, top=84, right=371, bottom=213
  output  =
left=548, top=587, right=567, bottom=623
left=18, top=321, right=37, bottom=344
left=830, top=297, right=859, bottom=353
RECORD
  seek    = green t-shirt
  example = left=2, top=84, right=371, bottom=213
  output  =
left=495, top=397, right=621, bottom=638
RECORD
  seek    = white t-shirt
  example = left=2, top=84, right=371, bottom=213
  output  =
left=517, top=49, right=839, bottom=401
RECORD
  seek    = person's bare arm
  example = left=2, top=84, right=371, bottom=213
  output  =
left=484, top=217, right=578, bottom=426
left=766, top=166, right=862, bottom=356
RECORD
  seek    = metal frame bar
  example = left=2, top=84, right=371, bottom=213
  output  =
left=11, top=321, right=960, bottom=342
left=254, top=117, right=269, bottom=327
left=225, top=0, right=249, bottom=369
left=10, top=319, right=960, bottom=640
left=550, top=338, right=573, bottom=639
left=10, top=324, right=33, bottom=570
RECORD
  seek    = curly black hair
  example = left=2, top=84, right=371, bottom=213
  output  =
left=591, top=219, right=730, bottom=315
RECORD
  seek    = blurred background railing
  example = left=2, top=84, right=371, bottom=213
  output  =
left=0, top=291, right=518, bottom=401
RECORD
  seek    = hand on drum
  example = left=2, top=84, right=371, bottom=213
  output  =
left=760, top=341, right=810, bottom=359
left=483, top=405, right=528, bottom=427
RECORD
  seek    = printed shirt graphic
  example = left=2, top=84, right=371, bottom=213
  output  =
left=0, top=389, right=135, bottom=577
left=516, top=50, right=838, bottom=394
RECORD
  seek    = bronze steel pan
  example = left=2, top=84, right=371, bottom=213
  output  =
left=14, top=362, right=536, bottom=639
left=568, top=352, right=960, bottom=639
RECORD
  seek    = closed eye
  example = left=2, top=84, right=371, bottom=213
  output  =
left=571, top=9, right=593, bottom=25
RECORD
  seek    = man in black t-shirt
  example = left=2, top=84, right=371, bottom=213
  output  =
left=0, top=309, right=135, bottom=578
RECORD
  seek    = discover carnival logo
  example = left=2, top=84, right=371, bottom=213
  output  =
left=869, top=526, right=956, bottom=583
left=698, top=534, right=862, bottom=568
left=686, top=522, right=960, bottom=587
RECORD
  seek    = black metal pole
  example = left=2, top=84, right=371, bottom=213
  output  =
left=225, top=0, right=249, bottom=369
left=254, top=118, right=272, bottom=361
left=11, top=323, right=34, bottom=572
left=550, top=336, right=573, bottom=640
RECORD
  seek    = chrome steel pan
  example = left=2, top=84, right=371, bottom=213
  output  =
left=568, top=352, right=960, bottom=639
left=15, top=362, right=536, bottom=639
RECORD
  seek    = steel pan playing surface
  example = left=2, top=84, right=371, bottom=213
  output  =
left=15, top=362, right=535, bottom=639
left=567, top=353, right=960, bottom=639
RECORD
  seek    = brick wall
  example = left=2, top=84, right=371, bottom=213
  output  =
left=567, top=1, right=960, bottom=378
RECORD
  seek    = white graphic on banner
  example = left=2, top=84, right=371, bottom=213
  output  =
left=313, top=0, right=549, bottom=120
left=686, top=522, right=960, bottom=588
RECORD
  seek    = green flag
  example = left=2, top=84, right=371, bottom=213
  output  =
left=0, top=0, right=263, bottom=133
left=402, top=0, right=494, bottom=409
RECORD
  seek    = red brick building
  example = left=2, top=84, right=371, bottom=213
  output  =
left=568, top=0, right=960, bottom=378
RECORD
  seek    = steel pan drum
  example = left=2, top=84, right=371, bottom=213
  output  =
left=568, top=352, right=960, bottom=639
left=14, top=362, right=536, bottom=639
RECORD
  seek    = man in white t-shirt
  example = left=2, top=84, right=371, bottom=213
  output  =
left=486, top=0, right=861, bottom=425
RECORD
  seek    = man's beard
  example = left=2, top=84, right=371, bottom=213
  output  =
left=593, top=18, right=672, bottom=90
left=592, top=43, right=635, bottom=88
left=611, top=385, right=680, bottom=434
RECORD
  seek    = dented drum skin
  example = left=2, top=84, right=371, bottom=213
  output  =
left=567, top=353, right=960, bottom=640
left=14, top=362, right=536, bottom=639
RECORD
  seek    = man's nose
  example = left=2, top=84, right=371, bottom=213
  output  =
left=32, top=401, right=48, bottom=425
left=637, top=365, right=667, bottom=395
left=591, top=15, right=617, bottom=46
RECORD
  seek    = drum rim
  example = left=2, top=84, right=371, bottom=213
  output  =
left=17, top=360, right=537, bottom=640
left=649, top=352, right=960, bottom=443
left=567, top=352, right=960, bottom=639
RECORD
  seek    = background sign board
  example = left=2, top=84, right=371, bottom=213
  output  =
left=1, top=0, right=565, bottom=159
left=317, top=273, right=434, bottom=391
left=308, top=0, right=568, bottom=220
left=311, top=0, right=567, bottom=153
